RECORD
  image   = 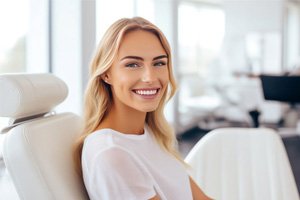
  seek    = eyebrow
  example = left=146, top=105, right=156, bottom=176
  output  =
left=120, top=55, right=168, bottom=61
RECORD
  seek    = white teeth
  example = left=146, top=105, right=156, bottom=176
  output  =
left=135, top=89, right=158, bottom=95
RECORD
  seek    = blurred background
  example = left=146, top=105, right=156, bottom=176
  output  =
left=1, top=0, right=299, bottom=134
left=1, top=0, right=300, bottom=198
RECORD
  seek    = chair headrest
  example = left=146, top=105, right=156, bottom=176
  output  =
left=0, top=73, right=68, bottom=119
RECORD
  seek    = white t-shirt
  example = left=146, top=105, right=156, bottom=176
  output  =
left=81, top=125, right=193, bottom=200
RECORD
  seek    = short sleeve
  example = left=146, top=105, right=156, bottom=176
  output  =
left=86, top=146, right=156, bottom=200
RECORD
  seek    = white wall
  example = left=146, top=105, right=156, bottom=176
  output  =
left=222, top=0, right=285, bottom=73
left=225, top=0, right=283, bottom=34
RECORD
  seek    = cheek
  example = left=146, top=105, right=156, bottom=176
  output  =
left=158, top=68, right=170, bottom=86
left=111, top=72, right=137, bottom=92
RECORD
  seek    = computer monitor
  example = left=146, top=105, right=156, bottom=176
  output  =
left=260, top=75, right=300, bottom=104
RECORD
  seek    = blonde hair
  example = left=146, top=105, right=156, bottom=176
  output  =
left=74, top=17, right=183, bottom=175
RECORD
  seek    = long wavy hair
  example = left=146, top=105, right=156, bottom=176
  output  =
left=74, top=17, right=183, bottom=175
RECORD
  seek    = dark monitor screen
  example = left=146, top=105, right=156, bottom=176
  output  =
left=260, top=75, right=300, bottom=103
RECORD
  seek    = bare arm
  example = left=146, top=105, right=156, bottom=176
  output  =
left=189, top=176, right=214, bottom=200
left=149, top=195, right=160, bottom=200
left=149, top=177, right=213, bottom=200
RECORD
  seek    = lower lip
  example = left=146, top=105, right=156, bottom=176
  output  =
left=133, top=89, right=160, bottom=100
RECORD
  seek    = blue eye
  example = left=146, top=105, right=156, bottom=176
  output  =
left=154, top=61, right=167, bottom=67
left=125, top=63, right=139, bottom=68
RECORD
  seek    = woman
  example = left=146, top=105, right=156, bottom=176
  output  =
left=74, top=17, right=212, bottom=200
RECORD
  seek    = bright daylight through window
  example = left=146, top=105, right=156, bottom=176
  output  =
left=0, top=0, right=29, bottom=131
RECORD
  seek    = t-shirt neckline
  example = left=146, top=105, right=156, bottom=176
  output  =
left=94, top=125, right=149, bottom=140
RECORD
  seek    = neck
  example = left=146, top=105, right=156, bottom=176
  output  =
left=98, top=103, right=146, bottom=135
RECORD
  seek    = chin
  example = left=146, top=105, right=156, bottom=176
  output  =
left=138, top=105, right=159, bottom=113
left=141, top=108, right=157, bottom=113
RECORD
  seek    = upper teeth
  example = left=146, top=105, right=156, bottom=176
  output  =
left=135, top=89, right=157, bottom=95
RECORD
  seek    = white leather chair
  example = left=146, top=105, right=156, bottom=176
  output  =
left=0, top=74, right=89, bottom=200
left=185, top=128, right=300, bottom=200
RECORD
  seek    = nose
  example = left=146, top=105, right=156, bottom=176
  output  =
left=141, top=66, right=156, bottom=84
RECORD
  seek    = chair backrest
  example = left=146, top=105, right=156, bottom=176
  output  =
left=185, top=128, right=300, bottom=200
left=0, top=74, right=89, bottom=200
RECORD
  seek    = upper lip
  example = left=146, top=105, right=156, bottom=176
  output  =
left=132, top=87, right=160, bottom=91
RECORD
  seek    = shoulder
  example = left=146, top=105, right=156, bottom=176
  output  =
left=82, top=132, right=140, bottom=170
left=83, top=129, right=116, bottom=152
left=94, top=146, right=141, bottom=171
left=86, top=145, right=151, bottom=184
left=84, top=128, right=114, bottom=142
left=83, top=145, right=156, bottom=200
left=82, top=127, right=152, bottom=172
left=81, top=129, right=116, bottom=168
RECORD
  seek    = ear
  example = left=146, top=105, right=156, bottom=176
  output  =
left=101, top=73, right=111, bottom=84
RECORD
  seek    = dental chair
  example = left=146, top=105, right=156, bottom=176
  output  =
left=185, top=128, right=300, bottom=200
left=0, top=74, right=89, bottom=200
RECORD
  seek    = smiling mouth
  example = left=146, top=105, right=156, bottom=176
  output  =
left=132, top=88, right=160, bottom=96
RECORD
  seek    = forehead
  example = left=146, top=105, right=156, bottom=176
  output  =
left=117, top=30, right=167, bottom=59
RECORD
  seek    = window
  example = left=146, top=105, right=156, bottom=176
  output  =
left=0, top=0, right=30, bottom=131
left=177, top=2, right=225, bottom=131
left=96, top=0, right=135, bottom=42
left=96, top=0, right=156, bottom=43
left=135, top=0, right=155, bottom=22
left=0, top=0, right=29, bottom=74
left=178, top=2, right=225, bottom=75
left=286, top=2, right=300, bottom=71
